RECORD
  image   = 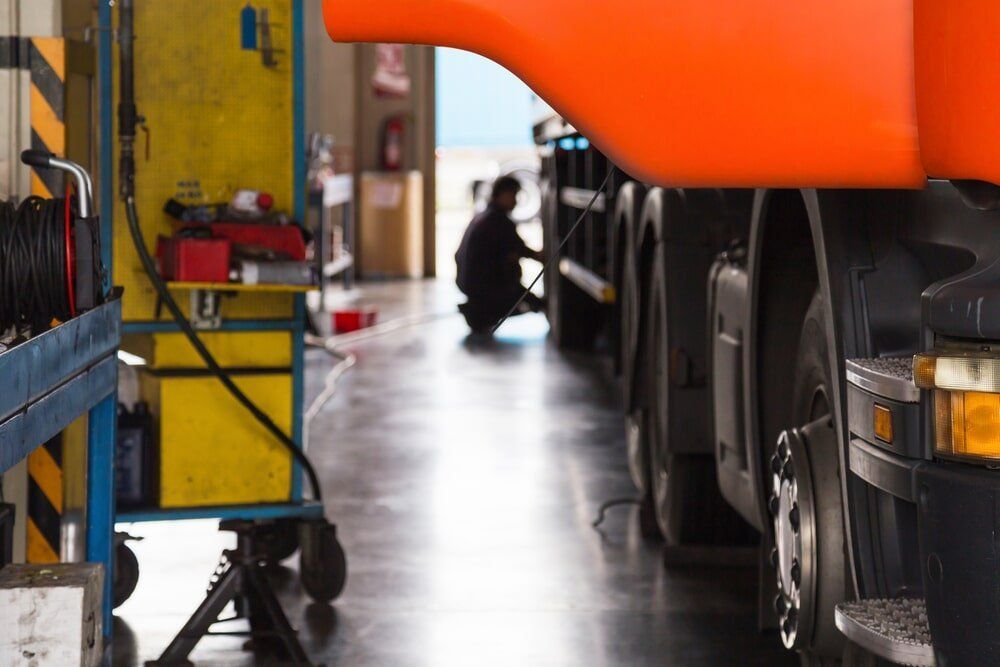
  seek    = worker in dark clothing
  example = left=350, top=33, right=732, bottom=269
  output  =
left=455, top=176, right=545, bottom=333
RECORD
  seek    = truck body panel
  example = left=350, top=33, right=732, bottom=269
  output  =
left=914, top=1, right=1000, bottom=184
left=324, top=0, right=926, bottom=188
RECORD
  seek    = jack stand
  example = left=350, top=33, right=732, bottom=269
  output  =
left=146, top=519, right=318, bottom=667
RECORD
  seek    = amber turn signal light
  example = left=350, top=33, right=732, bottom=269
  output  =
left=915, top=353, right=1000, bottom=462
left=873, top=404, right=893, bottom=444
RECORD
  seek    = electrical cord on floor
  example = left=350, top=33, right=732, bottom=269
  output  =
left=591, top=496, right=642, bottom=528
left=491, top=166, right=617, bottom=334
left=124, top=197, right=324, bottom=503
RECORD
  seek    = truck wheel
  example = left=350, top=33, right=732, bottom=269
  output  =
left=769, top=291, right=848, bottom=662
left=626, top=407, right=662, bottom=540
left=643, top=254, right=751, bottom=545
left=613, top=181, right=644, bottom=407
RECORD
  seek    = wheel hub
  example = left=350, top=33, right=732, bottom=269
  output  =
left=769, top=427, right=816, bottom=650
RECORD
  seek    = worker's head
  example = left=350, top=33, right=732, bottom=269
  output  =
left=489, top=176, right=521, bottom=213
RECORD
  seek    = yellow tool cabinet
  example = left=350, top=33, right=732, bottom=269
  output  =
left=110, top=0, right=310, bottom=514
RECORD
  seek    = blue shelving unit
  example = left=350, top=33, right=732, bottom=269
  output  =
left=0, top=297, right=121, bottom=643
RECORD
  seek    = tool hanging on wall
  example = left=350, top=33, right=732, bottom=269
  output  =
left=240, top=2, right=282, bottom=67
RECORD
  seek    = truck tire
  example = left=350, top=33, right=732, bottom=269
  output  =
left=612, top=181, right=645, bottom=408
left=769, top=291, right=849, bottom=662
left=642, top=249, right=753, bottom=545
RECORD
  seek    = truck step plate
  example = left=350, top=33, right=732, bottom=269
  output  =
left=835, top=598, right=935, bottom=666
left=845, top=357, right=919, bottom=403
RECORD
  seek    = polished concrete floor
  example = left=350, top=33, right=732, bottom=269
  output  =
left=114, top=281, right=795, bottom=666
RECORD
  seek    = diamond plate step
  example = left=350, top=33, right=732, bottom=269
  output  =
left=835, top=598, right=935, bottom=666
left=846, top=357, right=919, bottom=403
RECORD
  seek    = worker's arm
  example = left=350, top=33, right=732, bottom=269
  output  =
left=505, top=219, right=542, bottom=263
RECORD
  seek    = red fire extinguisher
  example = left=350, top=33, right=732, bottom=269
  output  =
left=380, top=115, right=406, bottom=171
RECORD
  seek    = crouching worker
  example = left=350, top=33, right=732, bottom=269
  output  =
left=455, top=176, right=545, bottom=333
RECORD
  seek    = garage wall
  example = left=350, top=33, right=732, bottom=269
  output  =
left=303, top=0, right=355, bottom=146
left=354, top=44, right=436, bottom=277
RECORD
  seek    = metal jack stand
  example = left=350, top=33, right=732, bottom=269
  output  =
left=147, top=520, right=318, bottom=667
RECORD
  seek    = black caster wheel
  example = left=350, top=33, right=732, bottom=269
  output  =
left=256, top=518, right=300, bottom=564
left=113, top=540, right=140, bottom=608
left=299, top=519, right=347, bottom=603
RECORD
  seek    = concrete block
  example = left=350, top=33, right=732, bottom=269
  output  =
left=0, top=563, right=103, bottom=666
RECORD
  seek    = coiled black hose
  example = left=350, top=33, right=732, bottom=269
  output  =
left=0, top=196, right=72, bottom=332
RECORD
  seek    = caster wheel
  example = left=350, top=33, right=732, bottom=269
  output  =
left=257, top=518, right=300, bottom=564
left=299, top=519, right=347, bottom=603
left=113, top=541, right=140, bottom=608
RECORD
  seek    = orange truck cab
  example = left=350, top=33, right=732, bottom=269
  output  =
left=326, top=2, right=1000, bottom=664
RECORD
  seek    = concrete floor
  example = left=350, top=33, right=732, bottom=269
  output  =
left=114, top=280, right=795, bottom=666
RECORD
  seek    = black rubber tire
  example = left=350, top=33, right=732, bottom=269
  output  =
left=626, top=407, right=662, bottom=541
left=612, top=181, right=644, bottom=408
left=789, top=291, right=850, bottom=662
left=300, top=522, right=347, bottom=603
left=112, top=541, right=140, bottom=609
left=643, top=251, right=754, bottom=546
left=257, top=518, right=300, bottom=564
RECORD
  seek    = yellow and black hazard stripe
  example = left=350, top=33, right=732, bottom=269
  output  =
left=0, top=36, right=66, bottom=197
left=2, top=36, right=68, bottom=563
left=27, top=435, right=63, bottom=563
left=28, top=37, right=66, bottom=198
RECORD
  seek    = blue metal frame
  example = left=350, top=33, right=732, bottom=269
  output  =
left=0, top=299, right=120, bottom=644
left=123, top=319, right=299, bottom=334
left=86, top=393, right=118, bottom=637
left=98, top=1, right=114, bottom=288
left=291, top=0, right=306, bottom=502
left=118, top=500, right=323, bottom=524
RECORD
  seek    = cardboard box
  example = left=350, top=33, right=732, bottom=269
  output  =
left=359, top=171, right=424, bottom=279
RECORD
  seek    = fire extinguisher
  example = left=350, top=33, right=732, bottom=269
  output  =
left=380, top=115, right=406, bottom=171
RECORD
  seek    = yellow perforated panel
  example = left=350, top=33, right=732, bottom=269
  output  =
left=112, top=0, right=296, bottom=322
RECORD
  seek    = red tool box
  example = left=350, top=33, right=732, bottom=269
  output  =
left=157, top=236, right=231, bottom=282
left=210, top=223, right=306, bottom=261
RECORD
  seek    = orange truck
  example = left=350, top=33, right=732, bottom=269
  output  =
left=326, top=3, right=1000, bottom=664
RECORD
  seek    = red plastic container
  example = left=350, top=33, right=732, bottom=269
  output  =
left=157, top=236, right=231, bottom=282
left=333, top=308, right=378, bottom=333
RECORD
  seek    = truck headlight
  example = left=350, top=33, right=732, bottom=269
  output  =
left=915, top=353, right=1000, bottom=461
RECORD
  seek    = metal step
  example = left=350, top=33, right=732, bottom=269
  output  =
left=845, top=357, right=919, bottom=403
left=835, top=598, right=935, bottom=666
left=558, top=258, right=616, bottom=304
left=559, top=186, right=608, bottom=213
